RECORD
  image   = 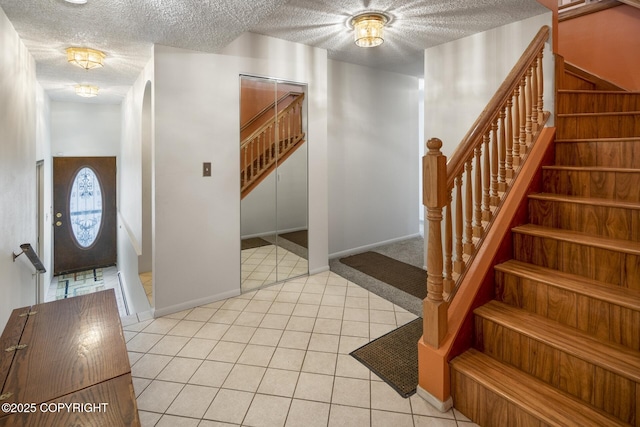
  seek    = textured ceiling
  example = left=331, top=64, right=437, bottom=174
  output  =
left=0, top=0, right=548, bottom=104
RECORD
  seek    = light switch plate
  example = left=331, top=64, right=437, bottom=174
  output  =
left=203, top=162, right=211, bottom=177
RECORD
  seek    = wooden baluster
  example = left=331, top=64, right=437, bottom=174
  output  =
left=498, top=108, right=507, bottom=192
left=505, top=98, right=514, bottom=178
left=482, top=132, right=491, bottom=221
left=532, top=60, right=537, bottom=127
left=250, top=142, right=254, bottom=181
left=512, top=86, right=521, bottom=166
left=260, top=133, right=264, bottom=170
left=444, top=193, right=453, bottom=298
left=454, top=175, right=464, bottom=274
left=525, top=67, right=533, bottom=144
left=242, top=146, right=246, bottom=189
left=288, top=109, right=292, bottom=147
left=270, top=123, right=275, bottom=161
left=519, top=77, right=527, bottom=156
left=490, top=120, right=499, bottom=206
left=266, top=125, right=271, bottom=165
left=423, top=138, right=448, bottom=349
left=473, top=146, right=483, bottom=238
left=537, top=50, right=544, bottom=125
left=464, top=160, right=474, bottom=255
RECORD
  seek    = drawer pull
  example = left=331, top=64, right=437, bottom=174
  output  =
left=4, top=344, right=27, bottom=352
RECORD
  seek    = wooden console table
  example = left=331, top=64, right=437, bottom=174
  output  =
left=0, top=290, right=140, bottom=426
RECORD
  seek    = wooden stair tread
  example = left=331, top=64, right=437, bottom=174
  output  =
left=558, top=90, right=640, bottom=95
left=495, top=259, right=640, bottom=311
left=528, top=192, right=640, bottom=210
left=558, top=111, right=640, bottom=117
left=512, top=224, right=640, bottom=255
left=542, top=165, right=640, bottom=173
left=475, top=301, right=640, bottom=382
left=451, top=349, right=628, bottom=427
left=554, top=136, right=640, bottom=143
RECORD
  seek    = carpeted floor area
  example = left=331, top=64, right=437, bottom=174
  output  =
left=279, top=230, right=308, bottom=249
left=330, top=236, right=425, bottom=316
left=241, top=237, right=271, bottom=250
left=340, top=251, right=427, bottom=300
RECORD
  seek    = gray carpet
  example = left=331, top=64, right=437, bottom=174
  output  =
left=330, top=236, right=424, bottom=316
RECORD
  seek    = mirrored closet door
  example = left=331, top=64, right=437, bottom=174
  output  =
left=240, top=75, right=308, bottom=293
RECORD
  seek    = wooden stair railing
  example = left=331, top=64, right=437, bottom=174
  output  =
left=558, top=0, right=622, bottom=21
left=240, top=91, right=302, bottom=137
left=422, top=25, right=550, bottom=349
left=240, top=92, right=305, bottom=199
left=447, top=60, right=640, bottom=426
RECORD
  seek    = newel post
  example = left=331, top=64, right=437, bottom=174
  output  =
left=422, top=138, right=448, bottom=348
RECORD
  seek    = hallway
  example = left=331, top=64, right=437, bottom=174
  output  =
left=123, top=270, right=478, bottom=426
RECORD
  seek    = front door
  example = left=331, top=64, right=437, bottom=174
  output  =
left=53, top=157, right=117, bottom=275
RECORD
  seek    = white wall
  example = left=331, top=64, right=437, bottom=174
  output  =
left=327, top=60, right=420, bottom=257
left=119, top=56, right=154, bottom=315
left=153, top=33, right=328, bottom=316
left=0, top=7, right=39, bottom=327
left=35, top=84, right=52, bottom=298
left=241, top=141, right=308, bottom=237
left=424, top=12, right=554, bottom=158
left=51, top=102, right=121, bottom=156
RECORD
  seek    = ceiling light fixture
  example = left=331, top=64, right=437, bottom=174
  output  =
left=75, top=84, right=99, bottom=98
left=350, top=13, right=388, bottom=48
left=66, top=47, right=105, bottom=70
left=64, top=0, right=88, bottom=4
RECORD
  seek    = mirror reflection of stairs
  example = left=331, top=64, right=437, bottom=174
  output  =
left=240, top=92, right=305, bottom=199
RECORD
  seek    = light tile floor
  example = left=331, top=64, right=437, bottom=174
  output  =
left=123, top=270, right=478, bottom=426
left=140, top=271, right=153, bottom=305
left=241, top=245, right=308, bottom=292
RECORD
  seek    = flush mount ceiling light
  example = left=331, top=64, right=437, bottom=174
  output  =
left=66, top=47, right=105, bottom=70
left=75, top=84, right=99, bottom=98
left=350, top=12, right=388, bottom=48
left=64, top=0, right=88, bottom=4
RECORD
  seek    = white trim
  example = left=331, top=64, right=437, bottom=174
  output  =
left=329, top=233, right=422, bottom=259
left=309, top=265, right=330, bottom=275
left=416, top=385, right=453, bottom=413
left=152, top=288, right=241, bottom=318
left=117, top=211, right=142, bottom=255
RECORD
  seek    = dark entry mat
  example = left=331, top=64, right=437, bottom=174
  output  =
left=241, top=237, right=271, bottom=250
left=279, top=230, right=308, bottom=249
left=350, top=318, right=423, bottom=397
left=339, top=251, right=427, bottom=299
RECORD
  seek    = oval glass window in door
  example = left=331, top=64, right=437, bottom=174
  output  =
left=69, top=166, right=103, bottom=248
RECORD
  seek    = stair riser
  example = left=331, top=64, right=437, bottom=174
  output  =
left=542, top=169, right=640, bottom=203
left=556, top=114, right=640, bottom=139
left=557, top=93, right=640, bottom=114
left=528, top=198, right=640, bottom=242
left=474, top=316, right=638, bottom=425
left=555, top=140, right=640, bottom=168
left=495, top=270, right=640, bottom=351
left=451, top=369, right=544, bottom=427
left=512, top=233, right=640, bottom=290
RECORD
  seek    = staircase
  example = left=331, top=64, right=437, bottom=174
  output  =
left=240, top=92, right=305, bottom=199
left=449, top=66, right=640, bottom=425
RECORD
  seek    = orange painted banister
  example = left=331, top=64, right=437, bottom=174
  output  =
left=419, top=25, right=551, bottom=409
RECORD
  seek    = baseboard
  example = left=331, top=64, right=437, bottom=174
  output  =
left=152, top=288, right=241, bottom=318
left=309, top=265, right=329, bottom=275
left=416, top=385, right=453, bottom=413
left=329, top=233, right=422, bottom=260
